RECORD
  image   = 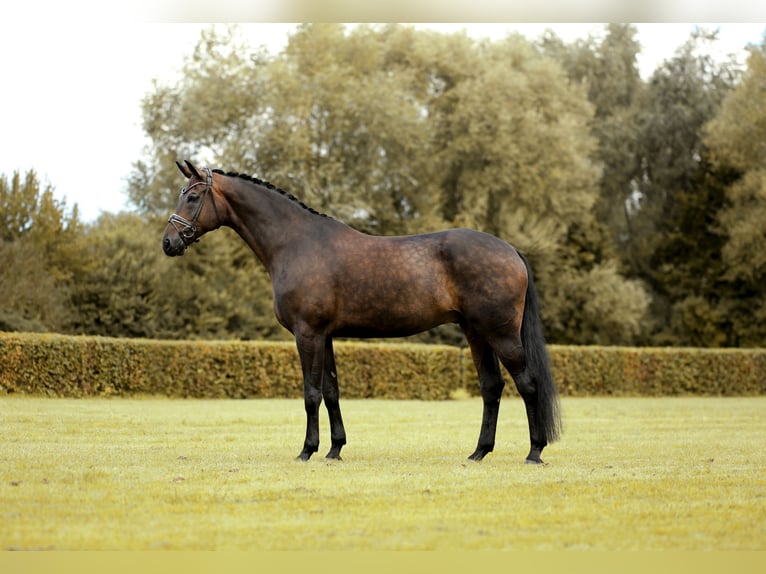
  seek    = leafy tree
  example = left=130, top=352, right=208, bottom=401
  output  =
left=705, top=40, right=766, bottom=345
left=147, top=227, right=284, bottom=341
left=0, top=169, right=80, bottom=331
left=624, top=29, right=738, bottom=345
left=250, top=24, right=441, bottom=234
left=543, top=261, right=650, bottom=345
left=539, top=25, right=762, bottom=347
left=67, top=213, right=165, bottom=338
left=540, top=24, right=644, bottom=249
left=68, top=213, right=283, bottom=341
left=128, top=26, right=268, bottom=218
left=432, top=36, right=598, bottom=246
left=0, top=240, right=65, bottom=332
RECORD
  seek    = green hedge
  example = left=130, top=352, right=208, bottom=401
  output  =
left=0, top=333, right=461, bottom=399
left=546, top=345, right=766, bottom=396
left=1, top=332, right=764, bottom=398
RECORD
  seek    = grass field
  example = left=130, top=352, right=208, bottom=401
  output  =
left=1, top=396, right=764, bottom=550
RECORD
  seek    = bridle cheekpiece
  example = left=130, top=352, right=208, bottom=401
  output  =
left=168, top=167, right=213, bottom=245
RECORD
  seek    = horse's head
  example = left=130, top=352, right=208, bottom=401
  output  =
left=162, top=160, right=221, bottom=256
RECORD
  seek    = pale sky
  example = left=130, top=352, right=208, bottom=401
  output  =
left=1, top=22, right=764, bottom=222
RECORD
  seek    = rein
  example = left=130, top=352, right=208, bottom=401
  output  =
left=168, top=167, right=213, bottom=244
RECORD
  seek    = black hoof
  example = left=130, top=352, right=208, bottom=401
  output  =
left=325, top=442, right=344, bottom=460
left=525, top=445, right=546, bottom=465
left=468, top=448, right=491, bottom=462
left=296, top=449, right=314, bottom=461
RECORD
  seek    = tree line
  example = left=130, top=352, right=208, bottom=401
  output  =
left=2, top=23, right=765, bottom=347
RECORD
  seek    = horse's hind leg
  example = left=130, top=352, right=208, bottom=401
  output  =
left=491, top=335, right=548, bottom=464
left=322, top=338, right=347, bottom=460
left=464, top=326, right=506, bottom=461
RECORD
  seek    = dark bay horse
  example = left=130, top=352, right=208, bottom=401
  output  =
left=162, top=160, right=561, bottom=464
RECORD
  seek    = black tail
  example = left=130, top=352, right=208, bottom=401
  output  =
left=518, top=252, right=562, bottom=444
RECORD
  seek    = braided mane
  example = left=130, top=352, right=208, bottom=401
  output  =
left=212, top=169, right=328, bottom=218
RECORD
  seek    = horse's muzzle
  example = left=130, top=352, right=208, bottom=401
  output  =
left=162, top=229, right=186, bottom=257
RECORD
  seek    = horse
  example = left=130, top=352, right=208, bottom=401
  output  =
left=162, top=160, right=562, bottom=464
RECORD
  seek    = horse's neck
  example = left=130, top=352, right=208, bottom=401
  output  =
left=223, top=181, right=323, bottom=272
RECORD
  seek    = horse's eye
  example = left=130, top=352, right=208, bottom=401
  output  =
left=187, top=193, right=200, bottom=202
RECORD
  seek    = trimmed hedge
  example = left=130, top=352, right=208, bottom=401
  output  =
left=1, top=332, right=764, bottom=398
left=546, top=345, right=766, bottom=396
left=0, top=333, right=461, bottom=399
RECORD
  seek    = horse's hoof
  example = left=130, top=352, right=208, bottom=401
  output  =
left=467, top=449, right=488, bottom=462
left=296, top=451, right=313, bottom=462
left=325, top=444, right=344, bottom=460
left=524, top=457, right=545, bottom=465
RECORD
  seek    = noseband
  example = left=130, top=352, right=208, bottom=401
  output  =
left=168, top=167, right=213, bottom=245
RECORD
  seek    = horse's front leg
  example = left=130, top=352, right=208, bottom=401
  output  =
left=295, top=327, right=326, bottom=461
left=322, top=337, right=346, bottom=460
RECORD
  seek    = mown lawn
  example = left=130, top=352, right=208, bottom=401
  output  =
left=1, top=396, right=764, bottom=550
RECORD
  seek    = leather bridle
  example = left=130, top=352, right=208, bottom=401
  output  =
left=167, top=167, right=213, bottom=245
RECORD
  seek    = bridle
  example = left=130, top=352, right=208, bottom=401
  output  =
left=168, top=167, right=213, bottom=245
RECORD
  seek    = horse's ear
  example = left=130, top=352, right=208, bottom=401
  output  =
left=184, top=160, right=202, bottom=179
left=176, top=160, right=192, bottom=178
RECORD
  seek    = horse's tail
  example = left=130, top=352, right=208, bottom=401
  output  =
left=518, top=252, right=562, bottom=444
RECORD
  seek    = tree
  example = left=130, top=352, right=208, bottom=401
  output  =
left=705, top=40, right=766, bottom=346
left=0, top=240, right=65, bottom=332
left=624, top=29, right=738, bottom=345
left=0, top=169, right=81, bottom=331
left=67, top=213, right=165, bottom=338
left=432, top=36, right=598, bottom=246
left=68, top=213, right=284, bottom=341
left=146, top=226, right=284, bottom=341
left=541, top=24, right=644, bottom=248
left=127, top=26, right=269, bottom=218
left=253, top=24, right=442, bottom=235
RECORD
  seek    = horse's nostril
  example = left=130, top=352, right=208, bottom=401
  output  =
left=163, top=234, right=185, bottom=257
left=163, top=235, right=176, bottom=255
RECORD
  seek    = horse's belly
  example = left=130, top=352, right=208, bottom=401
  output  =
left=332, top=309, right=460, bottom=339
left=332, top=288, right=460, bottom=337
